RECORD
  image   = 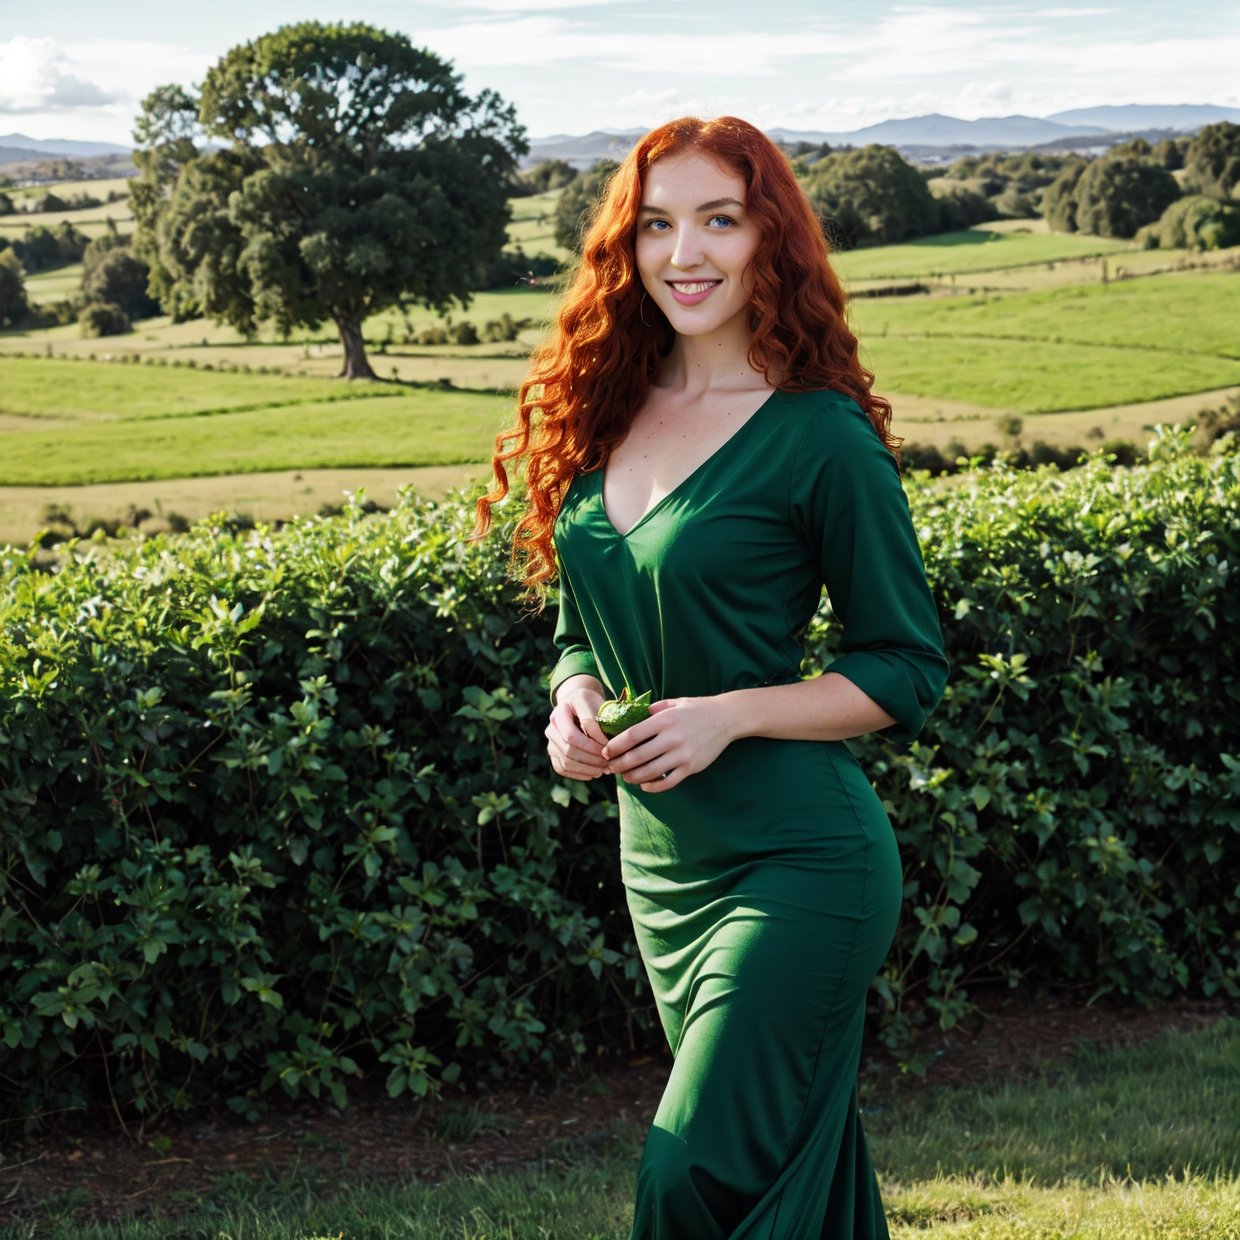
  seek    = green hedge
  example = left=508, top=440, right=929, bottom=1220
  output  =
left=1, top=498, right=636, bottom=1126
left=1, top=429, right=1236, bottom=1125
left=837, top=429, right=1239, bottom=1043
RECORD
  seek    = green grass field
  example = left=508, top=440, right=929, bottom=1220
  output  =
left=852, top=270, right=1240, bottom=412
left=0, top=371, right=509, bottom=486
left=855, top=271, right=1240, bottom=359
left=507, top=188, right=572, bottom=263
left=2, top=212, right=1238, bottom=542
left=832, top=224, right=1135, bottom=282
left=5, top=177, right=132, bottom=204
left=9, top=1019, right=1236, bottom=1238
left=22, top=263, right=84, bottom=304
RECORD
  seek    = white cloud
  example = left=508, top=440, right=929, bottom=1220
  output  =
left=422, top=14, right=869, bottom=76
left=0, top=36, right=116, bottom=112
left=612, top=87, right=720, bottom=123
left=446, top=0, right=626, bottom=9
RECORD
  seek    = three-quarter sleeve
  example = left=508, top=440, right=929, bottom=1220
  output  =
left=790, top=397, right=948, bottom=744
left=548, top=566, right=602, bottom=705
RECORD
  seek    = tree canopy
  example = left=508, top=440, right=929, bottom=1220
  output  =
left=800, top=145, right=938, bottom=247
left=1043, top=160, right=1087, bottom=233
left=1183, top=122, right=1240, bottom=200
left=554, top=160, right=619, bottom=254
left=1072, top=155, right=1181, bottom=239
left=0, top=250, right=28, bottom=328
left=132, top=22, right=526, bottom=378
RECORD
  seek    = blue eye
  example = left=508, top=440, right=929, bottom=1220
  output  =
left=708, top=215, right=736, bottom=228
left=644, top=218, right=671, bottom=231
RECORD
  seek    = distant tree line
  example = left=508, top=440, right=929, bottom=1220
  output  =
left=3, top=102, right=1237, bottom=350
left=551, top=121, right=1240, bottom=254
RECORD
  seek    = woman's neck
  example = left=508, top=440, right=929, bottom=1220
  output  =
left=656, top=321, right=767, bottom=398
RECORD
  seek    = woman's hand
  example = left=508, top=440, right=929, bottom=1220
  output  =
left=602, top=696, right=738, bottom=793
left=546, top=676, right=611, bottom=781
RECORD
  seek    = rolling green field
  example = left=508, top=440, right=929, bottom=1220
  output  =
left=0, top=361, right=510, bottom=486
left=507, top=188, right=572, bottom=263
left=0, top=199, right=134, bottom=243
left=2, top=204, right=1238, bottom=543
left=833, top=223, right=1135, bottom=281
left=22, top=262, right=85, bottom=304
left=854, top=270, right=1240, bottom=359
left=4, top=176, right=132, bottom=204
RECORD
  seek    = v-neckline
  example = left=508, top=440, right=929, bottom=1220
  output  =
left=600, top=389, right=778, bottom=539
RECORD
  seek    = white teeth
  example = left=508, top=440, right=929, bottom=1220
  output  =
left=671, top=281, right=718, bottom=294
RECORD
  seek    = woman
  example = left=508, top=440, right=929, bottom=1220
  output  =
left=475, top=116, right=947, bottom=1238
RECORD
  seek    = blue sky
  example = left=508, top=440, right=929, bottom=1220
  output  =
left=2, top=0, right=1238, bottom=146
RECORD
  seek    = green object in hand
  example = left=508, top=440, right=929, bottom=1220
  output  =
left=596, top=688, right=653, bottom=737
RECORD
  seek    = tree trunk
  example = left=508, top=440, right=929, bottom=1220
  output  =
left=334, top=315, right=377, bottom=380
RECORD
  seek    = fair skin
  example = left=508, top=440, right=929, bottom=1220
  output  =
left=545, top=147, right=896, bottom=793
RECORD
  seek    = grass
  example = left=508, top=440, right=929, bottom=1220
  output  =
left=854, top=271, right=1240, bottom=360
left=0, top=357, right=399, bottom=421
left=5, top=177, right=132, bottom=204
left=0, top=196, right=134, bottom=243
left=865, top=334, right=1240, bottom=414
left=832, top=224, right=1135, bottom=282
left=5, top=1020, right=1235, bottom=1238
left=0, top=385, right=509, bottom=485
left=0, top=466, right=488, bottom=547
left=853, top=269, right=1240, bottom=412
left=506, top=188, right=572, bottom=263
left=22, top=263, right=84, bottom=305
left=2, top=225, right=1238, bottom=538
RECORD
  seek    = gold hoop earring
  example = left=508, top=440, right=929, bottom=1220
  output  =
left=640, top=293, right=653, bottom=327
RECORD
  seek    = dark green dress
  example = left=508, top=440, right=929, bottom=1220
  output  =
left=550, top=389, right=948, bottom=1238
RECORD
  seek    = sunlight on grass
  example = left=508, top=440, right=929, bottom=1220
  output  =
left=17, top=1020, right=1237, bottom=1239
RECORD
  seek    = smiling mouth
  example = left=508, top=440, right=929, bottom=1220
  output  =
left=667, top=280, right=721, bottom=304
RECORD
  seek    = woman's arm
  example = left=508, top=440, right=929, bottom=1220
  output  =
left=602, top=672, right=895, bottom=792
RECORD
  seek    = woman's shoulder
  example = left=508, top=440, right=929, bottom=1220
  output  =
left=772, top=387, right=889, bottom=462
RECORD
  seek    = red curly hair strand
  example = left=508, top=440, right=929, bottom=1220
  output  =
left=472, top=115, right=897, bottom=598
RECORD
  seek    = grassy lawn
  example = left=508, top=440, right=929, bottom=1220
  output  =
left=6, top=1018, right=1235, bottom=1238
left=5, top=177, right=132, bottom=204
left=0, top=194, right=135, bottom=244
left=0, top=465, right=487, bottom=546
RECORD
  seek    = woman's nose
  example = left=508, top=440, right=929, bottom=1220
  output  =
left=670, top=230, right=704, bottom=269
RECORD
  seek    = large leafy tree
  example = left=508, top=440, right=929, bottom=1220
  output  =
left=0, top=250, right=28, bottom=328
left=1043, top=159, right=1087, bottom=232
left=132, top=23, right=526, bottom=378
left=1073, top=156, right=1180, bottom=239
left=800, top=145, right=938, bottom=247
left=1183, top=122, right=1240, bottom=200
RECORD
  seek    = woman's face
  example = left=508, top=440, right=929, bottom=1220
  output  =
left=635, top=148, right=761, bottom=341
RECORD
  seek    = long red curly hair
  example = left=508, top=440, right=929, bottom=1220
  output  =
left=472, top=115, right=896, bottom=597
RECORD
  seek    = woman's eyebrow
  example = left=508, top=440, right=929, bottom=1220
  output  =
left=637, top=197, right=745, bottom=216
left=696, top=197, right=743, bottom=212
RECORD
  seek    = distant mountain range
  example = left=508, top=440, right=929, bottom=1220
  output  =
left=526, top=104, right=1240, bottom=168
left=0, top=133, right=132, bottom=166
left=6, top=104, right=1239, bottom=171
